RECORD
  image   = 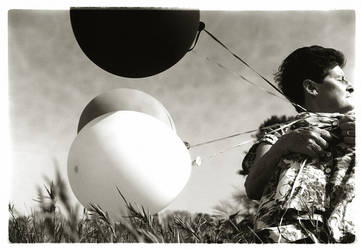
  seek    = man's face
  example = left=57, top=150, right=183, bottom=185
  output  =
left=316, top=65, right=354, bottom=113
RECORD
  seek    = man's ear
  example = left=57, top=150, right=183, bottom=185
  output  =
left=303, top=79, right=319, bottom=96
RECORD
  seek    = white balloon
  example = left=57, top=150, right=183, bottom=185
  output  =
left=77, top=88, right=176, bottom=133
left=67, top=111, right=191, bottom=220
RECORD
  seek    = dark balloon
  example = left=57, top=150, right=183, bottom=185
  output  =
left=70, top=7, right=200, bottom=78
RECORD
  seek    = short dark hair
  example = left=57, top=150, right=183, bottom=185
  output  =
left=274, top=45, right=345, bottom=112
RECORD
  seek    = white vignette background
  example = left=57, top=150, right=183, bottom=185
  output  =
left=1, top=1, right=362, bottom=250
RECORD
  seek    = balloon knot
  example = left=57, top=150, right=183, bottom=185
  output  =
left=198, top=21, right=205, bottom=31
left=184, top=141, right=191, bottom=149
left=192, top=156, right=202, bottom=167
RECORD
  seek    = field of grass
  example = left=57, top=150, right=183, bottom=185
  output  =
left=8, top=170, right=260, bottom=243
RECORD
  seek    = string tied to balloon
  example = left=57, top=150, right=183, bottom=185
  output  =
left=188, top=21, right=307, bottom=113
left=199, top=51, right=289, bottom=104
left=187, top=116, right=308, bottom=150
left=188, top=21, right=206, bottom=52
left=188, top=116, right=311, bottom=167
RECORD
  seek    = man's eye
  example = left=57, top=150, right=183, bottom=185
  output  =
left=338, top=77, right=348, bottom=83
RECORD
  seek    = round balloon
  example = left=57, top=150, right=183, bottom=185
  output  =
left=68, top=111, right=191, bottom=220
left=77, top=88, right=176, bottom=133
left=70, top=7, right=200, bottom=78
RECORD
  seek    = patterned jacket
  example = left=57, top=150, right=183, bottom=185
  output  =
left=242, top=112, right=355, bottom=243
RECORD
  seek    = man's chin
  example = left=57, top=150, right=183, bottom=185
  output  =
left=341, top=104, right=355, bottom=114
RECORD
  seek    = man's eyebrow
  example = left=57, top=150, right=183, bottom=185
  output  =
left=331, top=72, right=345, bottom=78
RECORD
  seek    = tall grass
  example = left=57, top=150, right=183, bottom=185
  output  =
left=8, top=168, right=259, bottom=243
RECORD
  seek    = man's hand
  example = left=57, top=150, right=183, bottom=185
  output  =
left=275, top=127, right=335, bottom=158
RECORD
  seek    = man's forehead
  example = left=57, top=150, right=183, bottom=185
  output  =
left=328, top=65, right=345, bottom=77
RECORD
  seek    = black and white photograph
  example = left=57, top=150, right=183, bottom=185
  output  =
left=5, top=1, right=359, bottom=244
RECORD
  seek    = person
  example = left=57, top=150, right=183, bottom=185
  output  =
left=241, top=45, right=355, bottom=243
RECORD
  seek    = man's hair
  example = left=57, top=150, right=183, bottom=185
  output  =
left=274, top=45, right=345, bottom=112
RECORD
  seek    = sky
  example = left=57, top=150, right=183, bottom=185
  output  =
left=8, top=8, right=355, bottom=217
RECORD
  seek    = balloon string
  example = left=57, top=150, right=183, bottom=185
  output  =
left=190, top=129, right=258, bottom=148
left=202, top=28, right=307, bottom=113
left=207, top=56, right=283, bottom=99
left=199, top=117, right=307, bottom=161
left=194, top=51, right=289, bottom=103
left=205, top=139, right=255, bottom=160
left=189, top=117, right=305, bottom=149
left=202, top=29, right=283, bottom=95
left=188, top=22, right=206, bottom=52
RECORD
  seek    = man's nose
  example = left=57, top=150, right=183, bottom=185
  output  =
left=346, top=84, right=354, bottom=94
